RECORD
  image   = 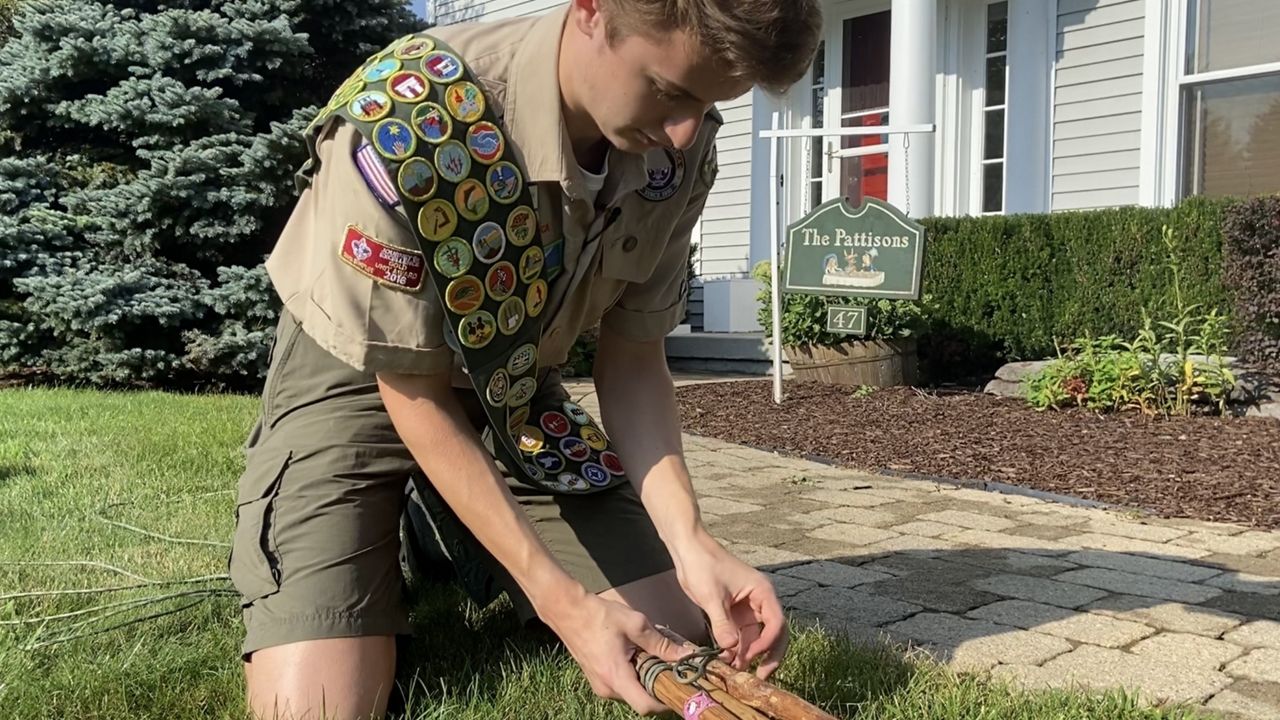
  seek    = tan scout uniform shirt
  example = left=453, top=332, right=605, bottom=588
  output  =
left=266, top=8, right=720, bottom=380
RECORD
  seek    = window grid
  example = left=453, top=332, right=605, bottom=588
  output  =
left=981, top=1, right=1009, bottom=214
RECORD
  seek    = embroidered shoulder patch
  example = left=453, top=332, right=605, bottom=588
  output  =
left=339, top=225, right=425, bottom=292
left=638, top=147, right=686, bottom=202
left=353, top=142, right=400, bottom=209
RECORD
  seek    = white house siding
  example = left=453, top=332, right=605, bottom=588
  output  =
left=1051, top=0, right=1146, bottom=211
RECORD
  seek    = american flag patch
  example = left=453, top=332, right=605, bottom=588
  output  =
left=353, top=141, right=400, bottom=209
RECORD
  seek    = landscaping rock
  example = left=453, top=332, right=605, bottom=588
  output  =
left=983, top=378, right=1025, bottom=398
left=995, top=360, right=1052, bottom=383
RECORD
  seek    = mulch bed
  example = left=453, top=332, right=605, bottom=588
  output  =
left=676, top=380, right=1280, bottom=531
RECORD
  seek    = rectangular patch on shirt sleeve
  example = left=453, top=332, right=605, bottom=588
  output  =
left=353, top=142, right=401, bottom=209
left=339, top=224, right=425, bottom=292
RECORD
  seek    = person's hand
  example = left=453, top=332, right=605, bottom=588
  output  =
left=672, top=531, right=789, bottom=679
left=538, top=589, right=684, bottom=715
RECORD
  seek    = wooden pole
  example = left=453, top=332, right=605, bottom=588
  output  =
left=636, top=651, right=743, bottom=719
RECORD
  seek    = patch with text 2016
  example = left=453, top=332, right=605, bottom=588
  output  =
left=339, top=224, right=426, bottom=292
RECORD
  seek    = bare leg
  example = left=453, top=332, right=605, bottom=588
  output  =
left=599, top=569, right=709, bottom=646
left=244, top=636, right=397, bottom=720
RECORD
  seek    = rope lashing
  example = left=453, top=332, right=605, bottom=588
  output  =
left=639, top=644, right=722, bottom=697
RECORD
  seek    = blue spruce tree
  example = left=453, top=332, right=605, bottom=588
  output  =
left=0, top=0, right=417, bottom=387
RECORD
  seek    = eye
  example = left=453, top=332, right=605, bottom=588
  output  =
left=650, top=81, right=682, bottom=102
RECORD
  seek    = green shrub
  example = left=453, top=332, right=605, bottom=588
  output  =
left=1221, top=195, right=1280, bottom=374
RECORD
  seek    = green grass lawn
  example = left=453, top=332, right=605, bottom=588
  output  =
left=0, top=388, right=1212, bottom=720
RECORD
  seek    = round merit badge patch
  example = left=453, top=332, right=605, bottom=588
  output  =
left=532, top=450, right=565, bottom=474
left=387, top=71, right=430, bottom=103
left=433, top=238, right=473, bottom=278
left=466, top=122, right=505, bottom=164
left=581, top=463, right=611, bottom=487
left=363, top=57, right=401, bottom=83
left=506, top=206, right=538, bottom=247
left=421, top=51, right=463, bottom=83
left=398, top=158, right=437, bottom=202
left=562, top=401, right=591, bottom=425
left=445, top=81, right=485, bottom=123
left=411, top=103, right=453, bottom=144
left=638, top=147, right=686, bottom=202
left=372, top=119, right=416, bottom=161
left=518, top=426, right=544, bottom=454
left=349, top=91, right=393, bottom=122
left=395, top=37, right=435, bottom=60
left=486, top=162, right=523, bottom=205
left=497, top=297, right=525, bottom=336
left=540, top=411, right=570, bottom=437
left=600, top=450, right=625, bottom=476
left=508, top=406, right=530, bottom=435
left=434, top=140, right=472, bottom=183
left=525, top=279, right=548, bottom=318
left=486, top=369, right=509, bottom=406
left=519, top=246, right=544, bottom=284
left=507, top=343, right=537, bottom=376
left=455, top=179, right=490, bottom=221
left=508, top=377, right=537, bottom=407
left=472, top=222, right=506, bottom=264
left=559, top=473, right=589, bottom=492
left=485, top=261, right=516, bottom=302
left=560, top=437, right=590, bottom=462
left=580, top=426, right=608, bottom=451
left=459, top=310, right=496, bottom=349
left=445, top=276, right=484, bottom=315
left=418, top=199, right=458, bottom=241
left=524, top=463, right=545, bottom=481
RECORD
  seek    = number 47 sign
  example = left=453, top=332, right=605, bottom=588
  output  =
left=825, top=306, right=867, bottom=336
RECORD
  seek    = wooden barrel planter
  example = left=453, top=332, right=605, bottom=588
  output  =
left=784, top=339, right=919, bottom=388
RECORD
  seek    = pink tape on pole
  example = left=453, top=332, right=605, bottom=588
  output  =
left=682, top=691, right=720, bottom=719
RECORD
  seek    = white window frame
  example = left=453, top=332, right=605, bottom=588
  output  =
left=978, top=0, right=1010, bottom=215
left=1143, top=0, right=1280, bottom=204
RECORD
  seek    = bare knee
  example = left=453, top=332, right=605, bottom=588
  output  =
left=244, top=636, right=397, bottom=720
left=600, top=570, right=710, bottom=646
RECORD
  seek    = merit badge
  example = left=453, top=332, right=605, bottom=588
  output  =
left=354, top=142, right=400, bottom=208
left=560, top=437, right=591, bottom=462
left=532, top=450, right=565, bottom=474
left=508, top=406, right=530, bottom=436
left=466, top=122, right=505, bottom=164
left=433, top=238, right=473, bottom=279
left=363, top=57, right=401, bottom=83
left=411, top=103, right=453, bottom=144
left=397, top=158, right=437, bottom=202
left=349, top=90, right=393, bottom=122
left=422, top=51, right=463, bottom=84
left=486, top=369, right=509, bottom=406
left=638, top=147, right=686, bottom=202
left=524, top=463, right=545, bottom=482
left=445, top=81, right=485, bottom=123
left=508, top=377, right=537, bottom=407
left=387, top=71, right=430, bottom=103
left=505, top=206, right=538, bottom=247
left=394, top=37, right=435, bottom=60
left=540, top=412, right=570, bottom=438
left=525, top=279, right=548, bottom=318
left=418, top=199, right=458, bottom=241
left=580, top=426, right=608, bottom=451
left=543, top=478, right=569, bottom=493
left=562, top=401, right=591, bottom=426
left=486, top=162, right=523, bottom=205
left=517, top=426, right=544, bottom=454
left=455, top=179, right=490, bottom=222
left=518, top=246, right=544, bottom=284
left=581, top=463, right=611, bottom=487
left=600, top=450, right=625, bottom=476
left=372, top=119, right=416, bottom=161
left=507, top=343, right=537, bottom=376
left=472, top=222, right=506, bottom=264
left=497, top=297, right=525, bottom=336
left=485, top=261, right=516, bottom=301
left=559, top=473, right=589, bottom=492
left=444, top=276, right=484, bottom=315
left=328, top=80, right=363, bottom=111
left=434, top=140, right=472, bottom=183
left=458, top=310, right=496, bottom=349
left=340, top=225, right=425, bottom=292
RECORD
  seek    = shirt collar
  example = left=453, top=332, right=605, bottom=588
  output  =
left=505, top=7, right=648, bottom=202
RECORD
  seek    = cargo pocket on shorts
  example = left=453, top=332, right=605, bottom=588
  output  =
left=229, top=450, right=291, bottom=605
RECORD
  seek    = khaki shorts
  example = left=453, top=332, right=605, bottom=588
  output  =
left=228, top=311, right=674, bottom=658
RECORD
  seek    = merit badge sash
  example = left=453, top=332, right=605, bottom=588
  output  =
left=297, top=33, right=628, bottom=495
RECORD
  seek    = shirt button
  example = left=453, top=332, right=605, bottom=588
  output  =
left=621, top=236, right=638, bottom=252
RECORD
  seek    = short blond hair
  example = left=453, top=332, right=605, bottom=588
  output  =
left=603, top=0, right=823, bottom=94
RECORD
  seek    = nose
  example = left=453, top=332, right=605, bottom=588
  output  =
left=663, top=113, right=706, bottom=151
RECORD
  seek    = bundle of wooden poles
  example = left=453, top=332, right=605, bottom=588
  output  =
left=633, top=630, right=837, bottom=720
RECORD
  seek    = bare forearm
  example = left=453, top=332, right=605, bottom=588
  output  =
left=377, top=372, right=584, bottom=612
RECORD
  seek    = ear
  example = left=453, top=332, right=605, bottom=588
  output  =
left=568, top=0, right=605, bottom=39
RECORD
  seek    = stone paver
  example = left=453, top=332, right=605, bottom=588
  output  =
left=778, top=560, right=892, bottom=588
left=1079, top=517, right=1189, bottom=543
left=1226, top=649, right=1280, bottom=684
left=806, top=523, right=898, bottom=547
left=1027, top=644, right=1233, bottom=703
left=968, top=599, right=1155, bottom=648
left=1130, top=632, right=1243, bottom=668
left=943, top=528, right=1071, bottom=555
left=1205, top=681, right=1280, bottom=719
left=1175, top=531, right=1280, bottom=557
left=1062, top=549, right=1223, bottom=582
left=1206, top=571, right=1280, bottom=596
left=969, top=573, right=1109, bottom=609
left=1053, top=567, right=1223, bottom=604
left=1059, top=532, right=1214, bottom=560
left=803, top=506, right=901, bottom=527
left=863, top=573, right=1001, bottom=614
left=766, top=572, right=816, bottom=598
left=864, top=533, right=963, bottom=556
left=798, top=489, right=899, bottom=508
left=1225, top=621, right=1280, bottom=649
left=919, top=510, right=1018, bottom=532
left=697, top=496, right=765, bottom=515
left=1083, top=594, right=1245, bottom=637
left=786, top=586, right=920, bottom=627
left=886, top=612, right=1072, bottom=672
left=888, top=520, right=961, bottom=538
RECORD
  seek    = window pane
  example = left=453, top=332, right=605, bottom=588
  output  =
left=841, top=153, right=890, bottom=207
left=1182, top=74, right=1280, bottom=198
left=1188, top=0, right=1280, bottom=74
left=986, top=55, right=1007, bottom=107
left=987, top=2, right=1008, bottom=54
left=983, top=162, right=1005, bottom=213
left=984, top=108, right=1006, bottom=160
left=812, top=41, right=825, bottom=86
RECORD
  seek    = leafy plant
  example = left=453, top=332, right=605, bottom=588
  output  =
left=1221, top=194, right=1280, bottom=375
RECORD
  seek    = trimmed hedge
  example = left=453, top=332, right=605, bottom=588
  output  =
left=916, top=198, right=1233, bottom=379
left=1222, top=195, right=1280, bottom=374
